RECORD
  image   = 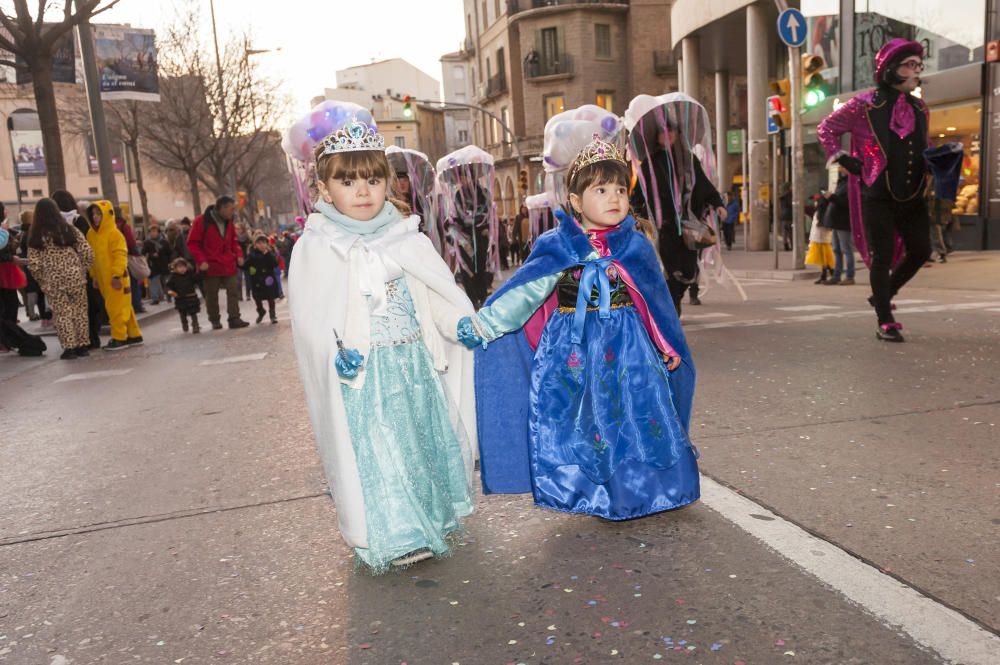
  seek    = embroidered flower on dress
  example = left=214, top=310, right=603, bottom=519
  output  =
left=567, top=351, right=582, bottom=368
left=604, top=347, right=615, bottom=364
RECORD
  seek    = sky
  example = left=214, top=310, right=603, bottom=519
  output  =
left=98, top=0, right=466, bottom=121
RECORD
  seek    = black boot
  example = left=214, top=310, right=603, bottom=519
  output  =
left=181, top=314, right=189, bottom=332
left=191, top=314, right=201, bottom=334
left=269, top=302, right=278, bottom=324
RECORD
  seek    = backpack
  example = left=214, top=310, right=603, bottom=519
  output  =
left=0, top=319, right=48, bottom=356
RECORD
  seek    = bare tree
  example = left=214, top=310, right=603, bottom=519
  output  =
left=0, top=0, right=122, bottom=192
left=137, top=7, right=213, bottom=216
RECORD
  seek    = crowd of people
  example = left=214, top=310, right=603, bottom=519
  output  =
left=0, top=192, right=298, bottom=358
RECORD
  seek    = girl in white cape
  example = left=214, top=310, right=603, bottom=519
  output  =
left=288, top=112, right=477, bottom=573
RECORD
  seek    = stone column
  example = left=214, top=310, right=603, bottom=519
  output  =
left=714, top=70, right=730, bottom=193
left=681, top=37, right=700, bottom=99
left=746, top=2, right=771, bottom=251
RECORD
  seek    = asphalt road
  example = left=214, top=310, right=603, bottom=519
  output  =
left=1, top=252, right=998, bottom=665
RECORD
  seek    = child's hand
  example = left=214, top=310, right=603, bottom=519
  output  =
left=664, top=354, right=681, bottom=371
left=457, top=316, right=485, bottom=350
left=111, top=276, right=123, bottom=290
left=167, top=290, right=177, bottom=297
left=335, top=348, right=364, bottom=379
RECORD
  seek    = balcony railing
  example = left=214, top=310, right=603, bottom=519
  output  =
left=463, top=37, right=475, bottom=54
left=479, top=72, right=508, bottom=100
left=525, top=53, right=573, bottom=79
left=653, top=50, right=676, bottom=75
left=508, top=0, right=628, bottom=13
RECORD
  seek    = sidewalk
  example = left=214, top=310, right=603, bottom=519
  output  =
left=720, top=231, right=829, bottom=281
left=21, top=298, right=177, bottom=338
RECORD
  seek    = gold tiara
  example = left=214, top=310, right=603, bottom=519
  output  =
left=568, top=133, right=626, bottom=182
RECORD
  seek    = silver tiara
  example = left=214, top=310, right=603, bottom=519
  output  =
left=320, top=118, right=385, bottom=155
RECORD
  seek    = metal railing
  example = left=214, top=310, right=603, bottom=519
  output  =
left=480, top=72, right=508, bottom=100
left=508, top=0, right=628, bottom=13
left=525, top=53, right=573, bottom=79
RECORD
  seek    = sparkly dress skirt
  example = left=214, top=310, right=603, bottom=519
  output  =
left=528, top=274, right=700, bottom=520
left=341, top=278, right=473, bottom=573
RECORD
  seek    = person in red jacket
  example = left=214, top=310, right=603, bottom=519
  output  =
left=186, top=196, right=250, bottom=329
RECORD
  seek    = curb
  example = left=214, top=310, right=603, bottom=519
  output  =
left=24, top=304, right=178, bottom=338
left=728, top=269, right=822, bottom=281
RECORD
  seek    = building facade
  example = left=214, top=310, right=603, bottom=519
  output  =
left=440, top=49, right=475, bottom=154
left=459, top=0, right=677, bottom=221
left=0, top=86, right=213, bottom=226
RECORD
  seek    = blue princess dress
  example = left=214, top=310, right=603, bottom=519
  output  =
left=342, top=277, right=473, bottom=572
left=472, top=214, right=700, bottom=520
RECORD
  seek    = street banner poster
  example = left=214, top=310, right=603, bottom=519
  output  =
left=0, top=27, right=76, bottom=85
left=94, top=25, right=160, bottom=102
left=10, top=129, right=46, bottom=177
left=85, top=133, right=125, bottom=174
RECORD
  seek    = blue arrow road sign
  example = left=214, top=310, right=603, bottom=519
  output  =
left=777, top=8, right=807, bottom=48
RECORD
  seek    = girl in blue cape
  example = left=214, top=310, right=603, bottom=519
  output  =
left=459, top=135, right=700, bottom=519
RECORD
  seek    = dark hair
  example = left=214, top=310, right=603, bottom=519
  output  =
left=170, top=257, right=192, bottom=271
left=0, top=202, right=6, bottom=221
left=216, top=195, right=236, bottom=208
left=180, top=216, right=192, bottom=226
left=50, top=190, right=79, bottom=214
left=28, top=198, right=78, bottom=250
left=566, top=159, right=631, bottom=199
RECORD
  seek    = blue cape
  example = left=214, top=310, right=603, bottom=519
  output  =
left=475, top=210, right=696, bottom=493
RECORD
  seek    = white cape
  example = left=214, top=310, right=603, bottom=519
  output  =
left=289, top=212, right=477, bottom=549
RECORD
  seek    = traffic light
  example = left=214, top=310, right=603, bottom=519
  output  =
left=802, top=54, right=827, bottom=108
left=402, top=95, right=413, bottom=118
left=518, top=169, right=528, bottom=193
left=768, top=79, right=791, bottom=129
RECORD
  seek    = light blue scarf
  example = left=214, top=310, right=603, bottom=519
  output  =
left=315, top=200, right=401, bottom=239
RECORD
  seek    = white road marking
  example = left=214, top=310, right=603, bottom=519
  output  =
left=700, top=476, right=1000, bottom=664
left=686, top=301, right=1000, bottom=332
left=682, top=312, right=733, bottom=321
left=55, top=369, right=133, bottom=384
left=774, top=304, right=842, bottom=312
left=200, top=352, right=269, bottom=366
left=892, top=299, right=934, bottom=305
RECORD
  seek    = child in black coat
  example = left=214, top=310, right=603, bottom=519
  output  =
left=244, top=235, right=279, bottom=324
left=165, top=258, right=201, bottom=333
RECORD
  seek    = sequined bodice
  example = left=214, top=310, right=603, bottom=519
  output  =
left=369, top=277, right=421, bottom=346
left=556, top=264, right=634, bottom=309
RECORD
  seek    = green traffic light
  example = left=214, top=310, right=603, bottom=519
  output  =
left=804, top=88, right=826, bottom=108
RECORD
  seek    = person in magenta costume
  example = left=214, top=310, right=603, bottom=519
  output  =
left=457, top=135, right=700, bottom=520
left=817, top=38, right=932, bottom=343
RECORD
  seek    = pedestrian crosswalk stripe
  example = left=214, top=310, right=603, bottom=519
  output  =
left=200, top=352, right=269, bottom=366
left=682, top=312, right=733, bottom=321
left=774, top=304, right=842, bottom=312
left=701, top=476, right=1000, bottom=665
left=55, top=369, right=133, bottom=384
left=891, top=299, right=934, bottom=305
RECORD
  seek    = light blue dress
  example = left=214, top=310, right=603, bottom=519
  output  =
left=341, top=277, right=473, bottom=573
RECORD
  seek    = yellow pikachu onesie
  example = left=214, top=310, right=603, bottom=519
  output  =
left=85, top=201, right=142, bottom=343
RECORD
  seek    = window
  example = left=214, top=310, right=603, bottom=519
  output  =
left=486, top=56, right=491, bottom=80
left=453, top=65, right=465, bottom=80
left=458, top=129, right=469, bottom=143
left=544, top=94, right=565, bottom=121
left=490, top=116, right=500, bottom=144
left=482, top=1, right=488, bottom=30
left=18, top=190, right=27, bottom=198
left=495, top=0, right=500, bottom=17
left=595, top=24, right=611, bottom=59
left=31, top=189, right=43, bottom=197
left=596, top=91, right=614, bottom=112
left=496, top=47, right=505, bottom=80
left=88, top=187, right=98, bottom=195
left=394, top=136, right=406, bottom=148
left=541, top=27, right=559, bottom=64
left=500, top=106, right=510, bottom=143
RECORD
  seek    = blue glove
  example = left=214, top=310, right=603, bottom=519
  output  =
left=457, top=316, right=485, bottom=350
left=335, top=348, right=365, bottom=378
